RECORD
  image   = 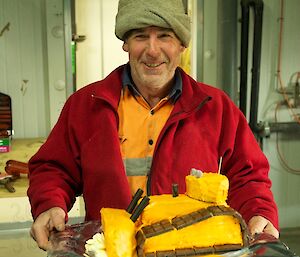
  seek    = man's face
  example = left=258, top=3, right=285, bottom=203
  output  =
left=122, top=26, right=185, bottom=91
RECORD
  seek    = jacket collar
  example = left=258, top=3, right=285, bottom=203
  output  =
left=91, top=65, right=211, bottom=114
left=91, top=65, right=124, bottom=110
left=173, top=67, right=211, bottom=114
left=122, top=63, right=183, bottom=103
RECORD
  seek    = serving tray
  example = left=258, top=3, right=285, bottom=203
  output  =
left=47, top=221, right=298, bottom=257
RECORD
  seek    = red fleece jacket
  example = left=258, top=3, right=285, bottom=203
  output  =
left=27, top=65, right=278, bottom=229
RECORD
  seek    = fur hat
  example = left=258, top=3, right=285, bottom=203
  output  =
left=115, top=0, right=191, bottom=47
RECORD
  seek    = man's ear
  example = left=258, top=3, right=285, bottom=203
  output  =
left=122, top=42, right=129, bottom=52
left=180, top=45, right=186, bottom=53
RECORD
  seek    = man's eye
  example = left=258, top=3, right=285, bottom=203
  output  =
left=159, top=33, right=172, bottom=38
left=134, top=34, right=147, bottom=39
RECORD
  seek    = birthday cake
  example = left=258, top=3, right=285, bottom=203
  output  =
left=84, top=170, right=250, bottom=257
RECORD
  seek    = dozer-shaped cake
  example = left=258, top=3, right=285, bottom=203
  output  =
left=87, top=169, right=251, bottom=257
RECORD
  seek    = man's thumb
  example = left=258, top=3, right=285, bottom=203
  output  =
left=51, top=207, right=66, bottom=231
left=248, top=216, right=267, bottom=235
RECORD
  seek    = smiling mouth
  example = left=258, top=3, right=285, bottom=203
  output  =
left=144, top=63, right=164, bottom=68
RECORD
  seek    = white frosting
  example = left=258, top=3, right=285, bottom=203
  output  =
left=190, top=168, right=203, bottom=178
left=84, top=232, right=108, bottom=257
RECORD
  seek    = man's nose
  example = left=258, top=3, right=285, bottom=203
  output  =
left=145, top=38, right=160, bottom=57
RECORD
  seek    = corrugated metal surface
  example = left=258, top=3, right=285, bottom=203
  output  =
left=0, top=0, right=49, bottom=138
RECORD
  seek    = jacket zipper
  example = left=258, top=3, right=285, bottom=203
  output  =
left=146, top=96, right=212, bottom=196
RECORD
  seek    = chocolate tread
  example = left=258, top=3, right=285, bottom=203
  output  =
left=137, top=205, right=250, bottom=257
left=144, top=244, right=243, bottom=257
left=172, top=209, right=213, bottom=229
left=142, top=219, right=174, bottom=238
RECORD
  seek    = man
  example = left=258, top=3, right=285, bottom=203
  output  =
left=28, top=0, right=279, bottom=251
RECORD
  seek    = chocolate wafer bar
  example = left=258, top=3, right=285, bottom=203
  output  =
left=136, top=205, right=250, bottom=256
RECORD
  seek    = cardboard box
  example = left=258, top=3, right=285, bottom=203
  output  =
left=0, top=137, right=11, bottom=153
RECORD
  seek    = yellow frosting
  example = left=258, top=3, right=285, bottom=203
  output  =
left=138, top=173, right=243, bottom=255
left=100, top=208, right=137, bottom=257
left=140, top=194, right=222, bottom=225
left=99, top=172, right=245, bottom=257
left=186, top=173, right=229, bottom=204
left=143, top=216, right=243, bottom=253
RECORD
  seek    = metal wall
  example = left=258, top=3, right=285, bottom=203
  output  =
left=199, top=0, right=300, bottom=228
left=260, top=0, right=300, bottom=228
left=0, top=0, right=49, bottom=138
left=0, top=0, right=73, bottom=137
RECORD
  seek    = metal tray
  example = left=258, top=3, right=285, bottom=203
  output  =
left=47, top=221, right=298, bottom=257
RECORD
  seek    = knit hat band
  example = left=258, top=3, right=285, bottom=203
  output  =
left=115, top=0, right=191, bottom=47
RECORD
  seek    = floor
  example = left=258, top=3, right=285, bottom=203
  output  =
left=0, top=226, right=299, bottom=257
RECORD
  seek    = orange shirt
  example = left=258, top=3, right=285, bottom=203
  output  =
left=118, top=87, right=174, bottom=195
left=118, top=65, right=182, bottom=196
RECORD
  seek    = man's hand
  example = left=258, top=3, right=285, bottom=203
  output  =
left=248, top=215, right=279, bottom=239
left=30, top=207, right=66, bottom=251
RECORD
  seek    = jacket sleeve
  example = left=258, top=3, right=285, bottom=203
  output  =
left=219, top=96, right=279, bottom=229
left=27, top=96, right=82, bottom=220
